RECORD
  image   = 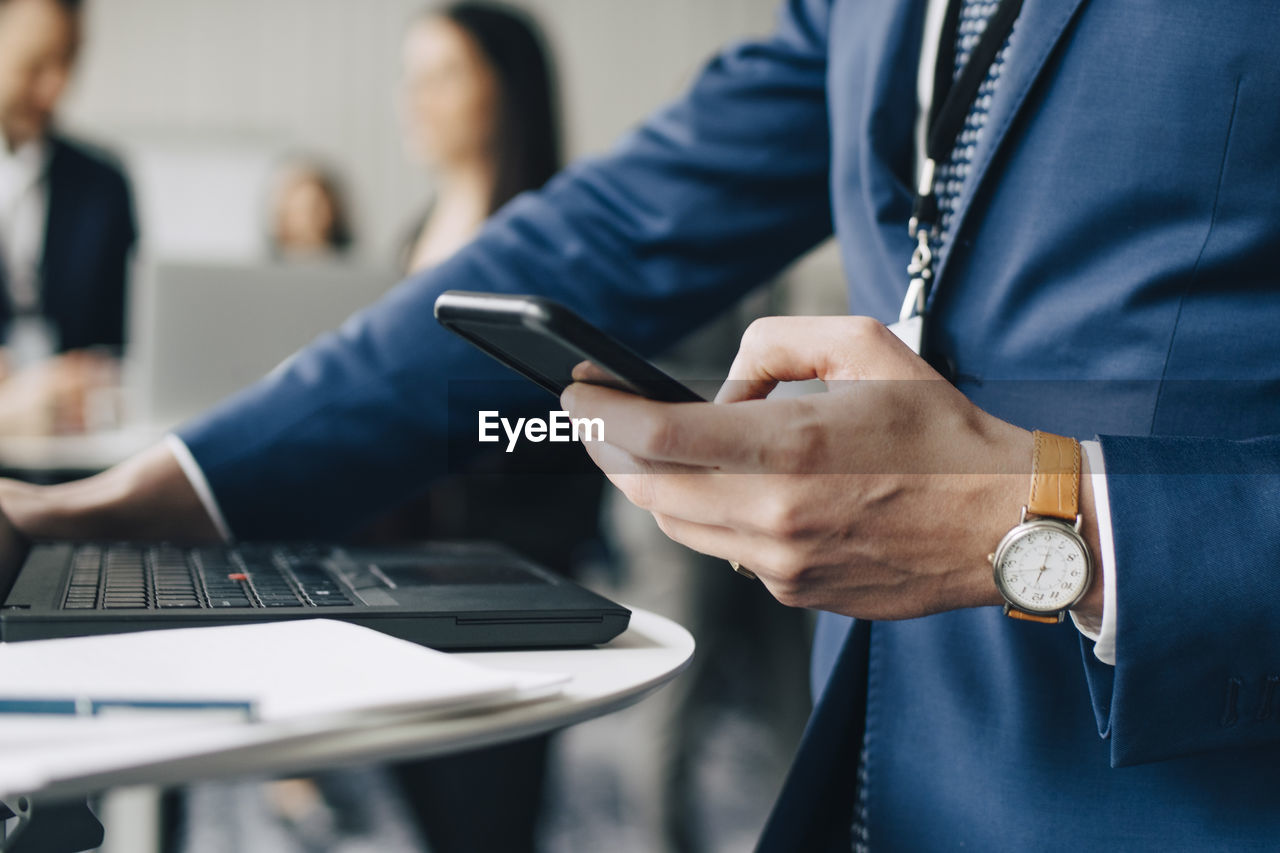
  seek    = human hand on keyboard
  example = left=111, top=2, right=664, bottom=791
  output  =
left=0, top=442, right=221, bottom=544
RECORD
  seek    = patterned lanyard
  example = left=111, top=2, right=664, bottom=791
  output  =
left=899, top=0, right=1023, bottom=350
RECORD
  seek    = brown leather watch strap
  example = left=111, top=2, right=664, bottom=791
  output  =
left=1027, top=430, right=1080, bottom=521
left=1004, top=607, right=1064, bottom=625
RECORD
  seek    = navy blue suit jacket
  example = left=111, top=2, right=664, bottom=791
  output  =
left=0, top=134, right=137, bottom=352
left=181, top=0, right=1280, bottom=847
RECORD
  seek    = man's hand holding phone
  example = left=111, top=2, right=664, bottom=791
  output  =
left=563, top=315, right=1103, bottom=623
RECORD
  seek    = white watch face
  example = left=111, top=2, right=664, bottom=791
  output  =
left=995, top=523, right=1090, bottom=613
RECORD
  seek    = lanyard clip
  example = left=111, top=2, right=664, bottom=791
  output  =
left=902, top=226, right=933, bottom=322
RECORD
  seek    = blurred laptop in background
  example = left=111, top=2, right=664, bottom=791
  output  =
left=0, top=260, right=394, bottom=476
left=127, top=260, right=395, bottom=429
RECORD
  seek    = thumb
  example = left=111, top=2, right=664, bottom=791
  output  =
left=715, top=316, right=930, bottom=403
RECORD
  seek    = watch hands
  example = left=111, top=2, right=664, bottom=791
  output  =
left=1032, top=551, right=1051, bottom=588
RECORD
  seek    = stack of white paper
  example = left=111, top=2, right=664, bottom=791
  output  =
left=0, top=619, right=566, bottom=798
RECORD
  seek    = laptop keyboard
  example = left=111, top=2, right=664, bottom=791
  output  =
left=61, top=545, right=357, bottom=611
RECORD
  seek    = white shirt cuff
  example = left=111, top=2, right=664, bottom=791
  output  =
left=1070, top=440, right=1116, bottom=665
left=164, top=434, right=234, bottom=542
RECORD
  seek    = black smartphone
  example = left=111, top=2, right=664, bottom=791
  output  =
left=434, top=291, right=705, bottom=403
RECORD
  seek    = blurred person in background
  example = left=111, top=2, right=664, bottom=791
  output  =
left=397, top=0, right=557, bottom=271
left=268, top=158, right=355, bottom=260
left=0, top=0, right=136, bottom=435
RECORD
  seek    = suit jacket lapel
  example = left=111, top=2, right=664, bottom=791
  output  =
left=928, top=0, right=1091, bottom=305
left=757, top=618, right=871, bottom=852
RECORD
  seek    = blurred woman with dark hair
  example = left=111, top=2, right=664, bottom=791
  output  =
left=399, top=1, right=560, bottom=273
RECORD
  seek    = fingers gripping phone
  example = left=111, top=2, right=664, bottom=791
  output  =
left=433, top=291, right=705, bottom=403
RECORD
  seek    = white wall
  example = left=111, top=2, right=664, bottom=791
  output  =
left=60, top=0, right=784, bottom=262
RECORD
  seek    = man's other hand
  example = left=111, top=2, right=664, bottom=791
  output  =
left=0, top=442, right=223, bottom=545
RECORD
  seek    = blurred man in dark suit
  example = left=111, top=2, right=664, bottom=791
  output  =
left=0, top=0, right=136, bottom=431
left=0, top=0, right=136, bottom=355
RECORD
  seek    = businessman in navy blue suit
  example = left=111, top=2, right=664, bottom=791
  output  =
left=3, top=0, right=1279, bottom=848
left=0, top=0, right=136, bottom=355
left=0, top=0, right=136, bottom=353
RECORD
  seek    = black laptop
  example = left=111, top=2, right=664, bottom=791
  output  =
left=0, top=540, right=630, bottom=649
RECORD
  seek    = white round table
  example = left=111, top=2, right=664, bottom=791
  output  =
left=19, top=608, right=694, bottom=801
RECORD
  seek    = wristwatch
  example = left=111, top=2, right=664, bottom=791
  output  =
left=989, top=431, right=1094, bottom=624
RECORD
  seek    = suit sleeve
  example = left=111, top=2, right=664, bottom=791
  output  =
left=177, top=0, right=835, bottom=538
left=1078, top=434, right=1280, bottom=767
